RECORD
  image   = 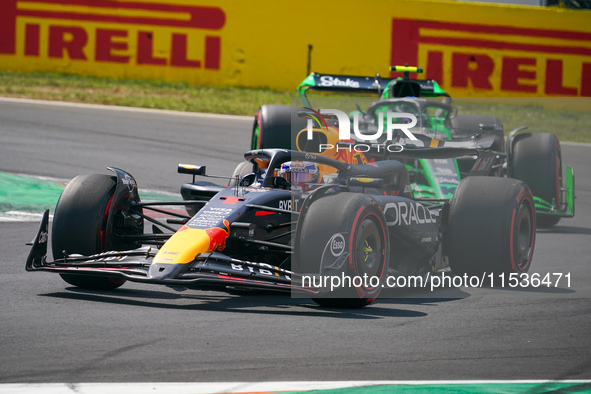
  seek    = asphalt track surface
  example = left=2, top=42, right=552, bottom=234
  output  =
left=1, top=98, right=590, bottom=383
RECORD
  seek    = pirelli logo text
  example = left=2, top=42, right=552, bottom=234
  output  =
left=0, top=0, right=225, bottom=69
left=391, top=18, right=591, bottom=97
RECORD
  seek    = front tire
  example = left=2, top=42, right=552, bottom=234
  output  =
left=511, top=132, right=562, bottom=227
left=446, top=176, right=535, bottom=276
left=52, top=174, right=141, bottom=290
left=228, top=161, right=254, bottom=187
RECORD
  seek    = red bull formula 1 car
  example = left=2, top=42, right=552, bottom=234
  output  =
left=27, top=138, right=542, bottom=308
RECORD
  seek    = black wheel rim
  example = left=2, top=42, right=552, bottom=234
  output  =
left=513, top=200, right=534, bottom=271
left=354, top=213, right=386, bottom=288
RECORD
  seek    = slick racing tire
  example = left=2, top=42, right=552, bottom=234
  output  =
left=294, top=193, right=389, bottom=308
left=228, top=161, right=254, bottom=187
left=451, top=114, right=504, bottom=152
left=251, top=105, right=307, bottom=150
left=511, top=132, right=562, bottom=227
left=447, top=176, right=535, bottom=277
left=451, top=114, right=504, bottom=176
left=52, top=174, right=141, bottom=290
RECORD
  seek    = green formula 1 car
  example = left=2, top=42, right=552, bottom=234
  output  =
left=251, top=66, right=574, bottom=227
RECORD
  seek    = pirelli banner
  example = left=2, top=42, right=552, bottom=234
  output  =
left=0, top=0, right=590, bottom=96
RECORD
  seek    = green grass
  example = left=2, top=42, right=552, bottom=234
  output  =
left=1, top=70, right=590, bottom=142
left=0, top=70, right=293, bottom=115
left=454, top=100, right=591, bottom=143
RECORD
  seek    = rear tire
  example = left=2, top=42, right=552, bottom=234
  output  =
left=511, top=132, right=562, bottom=227
left=447, top=176, right=535, bottom=276
left=452, top=114, right=504, bottom=176
left=251, top=105, right=307, bottom=150
left=451, top=114, right=504, bottom=148
left=294, top=193, right=389, bottom=308
left=52, top=174, right=141, bottom=290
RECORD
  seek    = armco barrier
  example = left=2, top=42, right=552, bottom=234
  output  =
left=0, top=0, right=589, bottom=96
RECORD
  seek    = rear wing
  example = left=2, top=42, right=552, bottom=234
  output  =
left=297, top=66, right=448, bottom=107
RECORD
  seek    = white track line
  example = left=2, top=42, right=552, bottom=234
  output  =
left=1, top=97, right=590, bottom=146
left=0, top=380, right=590, bottom=394
left=0, top=211, right=51, bottom=223
left=0, top=97, right=253, bottom=121
left=561, top=141, right=591, bottom=147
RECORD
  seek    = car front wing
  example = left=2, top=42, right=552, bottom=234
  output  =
left=26, top=210, right=310, bottom=294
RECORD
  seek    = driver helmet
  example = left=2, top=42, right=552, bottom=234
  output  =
left=278, top=161, right=319, bottom=187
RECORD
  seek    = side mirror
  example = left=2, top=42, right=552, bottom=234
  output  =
left=478, top=123, right=497, bottom=132
left=178, top=164, right=206, bottom=176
